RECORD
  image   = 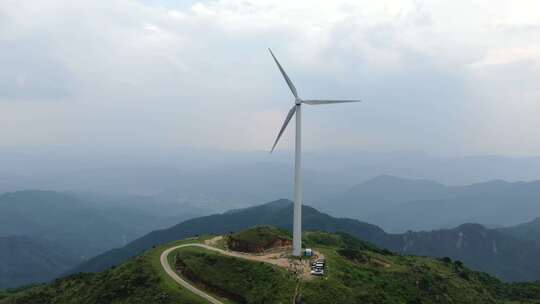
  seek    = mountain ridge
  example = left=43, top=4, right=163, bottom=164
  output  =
left=0, top=190, right=203, bottom=288
left=318, top=175, right=540, bottom=232
left=70, top=199, right=540, bottom=282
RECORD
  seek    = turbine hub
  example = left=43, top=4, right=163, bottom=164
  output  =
left=295, top=98, right=302, bottom=105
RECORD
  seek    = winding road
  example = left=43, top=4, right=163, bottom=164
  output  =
left=160, top=244, right=226, bottom=304
left=160, top=243, right=308, bottom=304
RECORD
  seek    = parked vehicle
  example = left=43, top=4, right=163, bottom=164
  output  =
left=310, top=268, right=324, bottom=275
left=310, top=258, right=326, bottom=276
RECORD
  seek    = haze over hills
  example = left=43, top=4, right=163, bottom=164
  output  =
left=0, top=190, right=205, bottom=289
left=0, top=236, right=78, bottom=289
left=318, top=175, right=540, bottom=232
left=498, top=218, right=540, bottom=244
left=72, top=199, right=540, bottom=282
left=4, top=188, right=540, bottom=288
left=317, top=175, right=450, bottom=222
left=4, top=147, right=540, bottom=211
left=0, top=191, right=200, bottom=258
left=4, top=162, right=540, bottom=288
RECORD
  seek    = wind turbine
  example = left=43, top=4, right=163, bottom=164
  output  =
left=268, top=49, right=362, bottom=256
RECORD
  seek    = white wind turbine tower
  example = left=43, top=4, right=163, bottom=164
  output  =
left=268, top=49, right=362, bottom=256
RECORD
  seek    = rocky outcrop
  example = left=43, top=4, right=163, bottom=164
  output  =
left=228, top=237, right=292, bottom=253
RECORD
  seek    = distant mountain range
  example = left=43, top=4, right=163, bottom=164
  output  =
left=0, top=236, right=77, bottom=289
left=5, top=148, right=540, bottom=211
left=4, top=188, right=540, bottom=288
left=0, top=190, right=204, bottom=289
left=316, top=175, right=540, bottom=232
left=71, top=199, right=540, bottom=282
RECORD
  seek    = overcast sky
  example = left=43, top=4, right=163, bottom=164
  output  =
left=1, top=0, right=540, bottom=156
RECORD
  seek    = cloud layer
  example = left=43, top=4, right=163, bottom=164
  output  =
left=1, top=0, right=540, bottom=155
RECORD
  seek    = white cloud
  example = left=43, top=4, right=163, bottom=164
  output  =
left=0, top=0, right=539, bottom=155
left=472, top=47, right=540, bottom=67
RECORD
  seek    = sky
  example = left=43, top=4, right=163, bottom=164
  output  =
left=1, top=0, right=540, bottom=156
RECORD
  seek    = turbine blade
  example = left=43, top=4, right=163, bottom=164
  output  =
left=270, top=105, right=296, bottom=153
left=303, top=99, right=362, bottom=105
left=268, top=49, right=298, bottom=99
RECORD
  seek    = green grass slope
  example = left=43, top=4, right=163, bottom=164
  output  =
left=302, top=231, right=496, bottom=303
left=170, top=230, right=540, bottom=304
left=174, top=246, right=295, bottom=303
left=0, top=240, right=208, bottom=304
left=2, top=228, right=540, bottom=304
